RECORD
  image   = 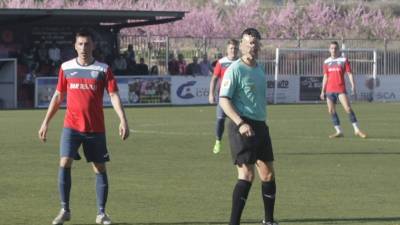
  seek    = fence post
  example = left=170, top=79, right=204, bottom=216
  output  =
left=274, top=48, right=280, bottom=104
left=384, top=38, right=387, bottom=75
left=166, top=36, right=169, bottom=75
left=203, top=36, right=207, bottom=55
left=147, top=33, right=151, bottom=68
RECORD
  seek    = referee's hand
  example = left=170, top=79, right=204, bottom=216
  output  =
left=239, top=123, right=255, bottom=137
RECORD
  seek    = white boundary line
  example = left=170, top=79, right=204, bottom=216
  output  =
left=130, top=129, right=213, bottom=136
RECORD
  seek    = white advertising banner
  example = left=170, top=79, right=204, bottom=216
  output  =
left=267, top=75, right=300, bottom=103
left=170, top=76, right=211, bottom=105
left=352, top=75, right=400, bottom=102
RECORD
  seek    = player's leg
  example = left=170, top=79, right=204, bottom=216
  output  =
left=92, top=163, right=110, bottom=223
left=82, top=132, right=111, bottom=225
left=338, top=94, right=367, bottom=138
left=326, top=93, right=343, bottom=138
left=53, top=128, right=82, bottom=225
left=213, top=104, right=226, bottom=154
left=230, top=164, right=254, bottom=225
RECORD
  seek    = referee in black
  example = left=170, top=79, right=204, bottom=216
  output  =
left=219, top=28, right=278, bottom=225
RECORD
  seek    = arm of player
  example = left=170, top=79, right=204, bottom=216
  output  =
left=347, top=72, right=356, bottom=95
left=320, top=74, right=328, bottom=100
left=219, top=97, right=254, bottom=137
left=38, top=91, right=65, bottom=142
left=109, top=91, right=129, bottom=140
left=208, top=75, right=218, bottom=104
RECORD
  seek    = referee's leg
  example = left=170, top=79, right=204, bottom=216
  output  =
left=257, top=160, right=276, bottom=224
left=230, top=164, right=254, bottom=225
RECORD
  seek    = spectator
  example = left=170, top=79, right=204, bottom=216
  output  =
left=21, top=46, right=38, bottom=72
left=212, top=52, right=223, bottom=68
left=199, top=54, right=213, bottom=76
left=125, top=44, right=136, bottom=64
left=168, top=53, right=179, bottom=75
left=150, top=65, right=159, bottom=75
left=136, top=57, right=149, bottom=75
left=126, top=56, right=137, bottom=75
left=112, top=54, right=127, bottom=75
left=37, top=40, right=49, bottom=65
left=22, top=65, right=37, bottom=107
left=185, top=56, right=201, bottom=76
left=177, top=53, right=186, bottom=75
left=48, top=41, right=61, bottom=73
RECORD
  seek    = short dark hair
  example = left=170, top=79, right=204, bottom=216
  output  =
left=241, top=28, right=261, bottom=40
left=75, top=28, right=94, bottom=42
left=330, top=41, right=339, bottom=47
left=227, top=39, right=239, bottom=46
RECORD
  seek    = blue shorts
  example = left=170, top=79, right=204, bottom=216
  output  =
left=60, top=128, right=110, bottom=163
left=326, top=92, right=345, bottom=104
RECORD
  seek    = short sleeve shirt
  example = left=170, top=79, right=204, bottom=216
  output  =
left=323, top=56, right=351, bottom=93
left=219, top=59, right=266, bottom=121
left=57, top=58, right=118, bottom=133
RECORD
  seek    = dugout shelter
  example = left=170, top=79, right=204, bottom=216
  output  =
left=0, top=8, right=185, bottom=108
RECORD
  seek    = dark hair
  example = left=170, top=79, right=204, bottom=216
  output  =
left=330, top=41, right=339, bottom=47
left=227, top=39, right=239, bottom=46
left=75, top=28, right=94, bottom=42
left=241, top=28, right=261, bottom=40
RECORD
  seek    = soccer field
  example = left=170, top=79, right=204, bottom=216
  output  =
left=1, top=103, right=400, bottom=225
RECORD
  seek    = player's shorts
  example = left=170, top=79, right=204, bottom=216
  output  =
left=326, top=92, right=346, bottom=104
left=60, top=127, right=110, bottom=163
left=216, top=103, right=226, bottom=119
left=227, top=117, right=274, bottom=165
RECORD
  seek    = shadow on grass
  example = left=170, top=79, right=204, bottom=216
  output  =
left=74, top=216, right=400, bottom=224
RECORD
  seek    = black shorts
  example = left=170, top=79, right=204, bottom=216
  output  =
left=227, top=117, right=274, bottom=165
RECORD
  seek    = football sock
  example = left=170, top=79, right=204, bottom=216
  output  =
left=331, top=112, right=340, bottom=126
left=58, top=167, right=71, bottom=212
left=262, top=180, right=276, bottom=223
left=352, top=122, right=360, bottom=132
left=96, top=172, right=108, bottom=214
left=230, top=179, right=252, bottom=225
left=348, top=109, right=358, bottom=123
left=334, top=125, right=342, bottom=134
left=216, top=118, right=225, bottom=141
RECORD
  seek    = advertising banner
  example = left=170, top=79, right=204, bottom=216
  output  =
left=267, top=75, right=300, bottom=103
left=35, top=76, right=171, bottom=108
left=299, top=76, right=323, bottom=101
left=170, top=76, right=211, bottom=105
left=112, top=76, right=171, bottom=106
left=353, top=75, right=400, bottom=102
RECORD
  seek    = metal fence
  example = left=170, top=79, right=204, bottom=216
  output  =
left=120, top=35, right=400, bottom=76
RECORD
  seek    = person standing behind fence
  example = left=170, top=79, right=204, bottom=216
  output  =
left=219, top=28, right=278, bottom=225
left=320, top=41, right=367, bottom=139
left=38, top=29, right=129, bottom=225
left=168, top=53, right=180, bottom=75
left=199, top=54, right=213, bottom=76
left=185, top=56, right=201, bottom=76
left=209, top=39, right=239, bottom=154
left=177, top=53, right=186, bottom=75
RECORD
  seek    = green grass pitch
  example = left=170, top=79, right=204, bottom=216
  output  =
left=1, top=103, right=400, bottom=225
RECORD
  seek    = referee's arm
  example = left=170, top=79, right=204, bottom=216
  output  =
left=219, top=97, right=242, bottom=125
left=219, top=97, right=254, bottom=137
